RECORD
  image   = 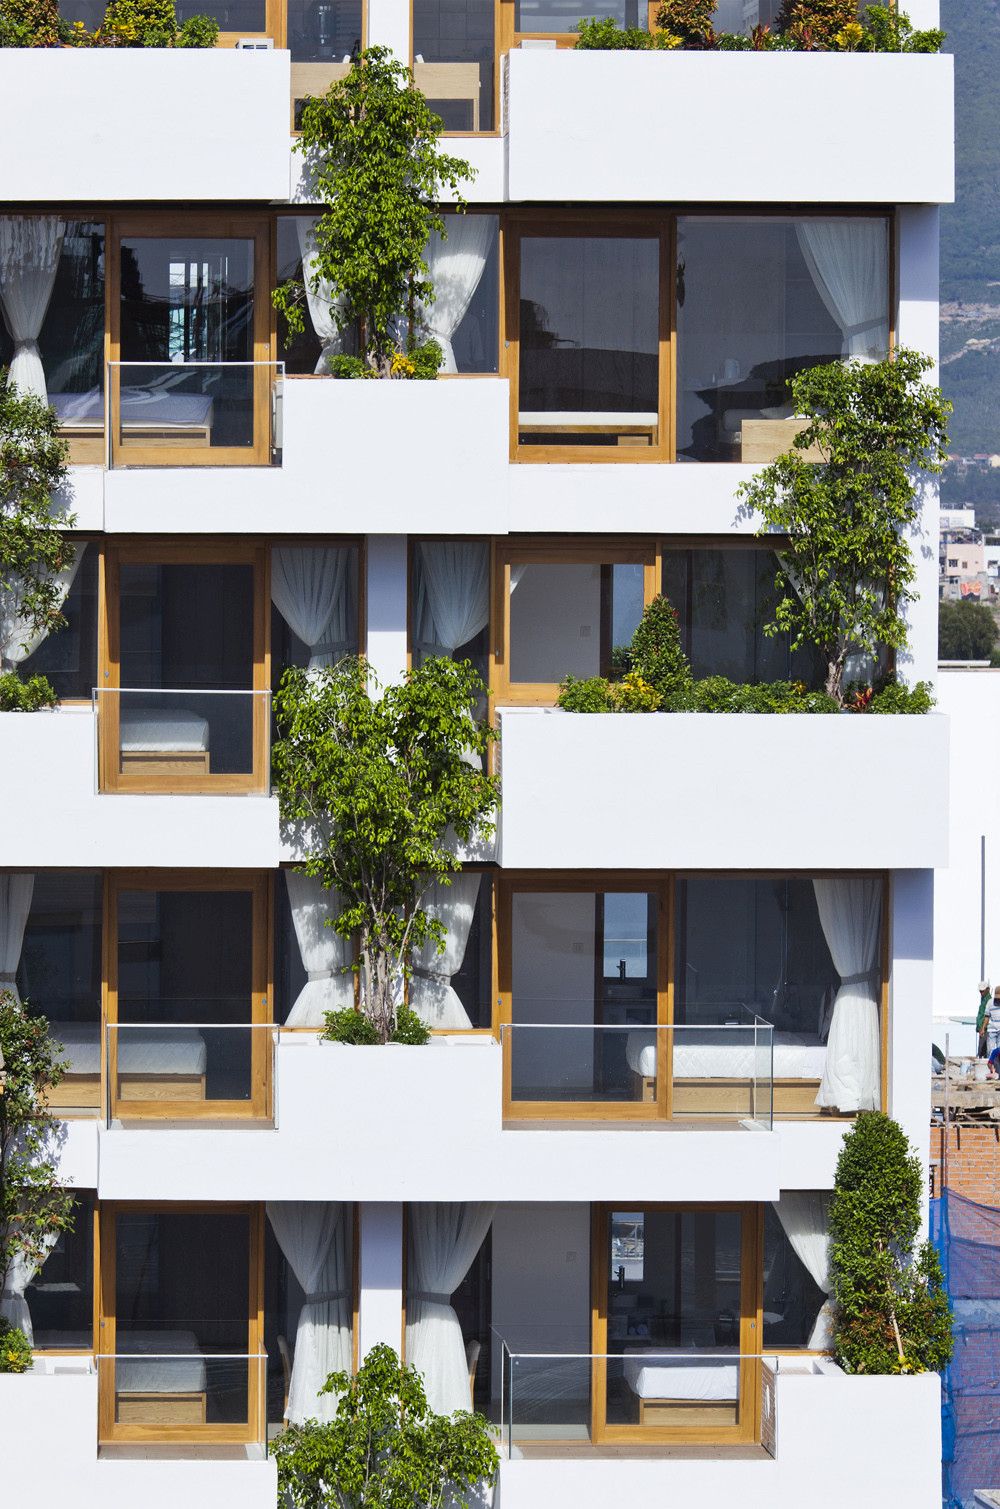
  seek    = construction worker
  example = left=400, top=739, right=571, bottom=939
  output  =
left=978, top=980, right=992, bottom=1057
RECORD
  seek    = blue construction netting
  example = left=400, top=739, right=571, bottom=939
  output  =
left=931, top=1189, right=1000, bottom=1509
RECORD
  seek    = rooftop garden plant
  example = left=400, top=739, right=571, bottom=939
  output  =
left=273, top=655, right=499, bottom=1044
left=0, top=0, right=219, bottom=44
left=0, top=991, right=74, bottom=1354
left=274, top=1342, right=499, bottom=1509
left=830, top=1112, right=952, bottom=1374
left=0, top=370, right=71, bottom=709
left=574, top=1, right=943, bottom=51
left=274, top=47, right=474, bottom=380
left=737, top=348, right=950, bottom=706
left=938, top=599, right=1000, bottom=662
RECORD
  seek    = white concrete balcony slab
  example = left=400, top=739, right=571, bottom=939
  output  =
left=0, top=49, right=291, bottom=202
left=102, top=376, right=511, bottom=535
left=0, top=708, right=279, bottom=868
left=95, top=1034, right=788, bottom=1202
left=497, top=708, right=949, bottom=870
left=505, top=50, right=954, bottom=205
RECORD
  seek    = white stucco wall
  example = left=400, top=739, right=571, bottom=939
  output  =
left=505, top=52, right=954, bottom=205
left=0, top=50, right=291, bottom=202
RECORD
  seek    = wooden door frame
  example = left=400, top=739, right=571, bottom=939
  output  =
left=590, top=1202, right=763, bottom=1446
left=98, top=540, right=270, bottom=795
left=108, top=214, right=273, bottom=469
left=497, top=874, right=672, bottom=1121
left=103, top=870, right=274, bottom=1122
left=97, top=1202, right=265, bottom=1445
left=492, top=537, right=660, bottom=706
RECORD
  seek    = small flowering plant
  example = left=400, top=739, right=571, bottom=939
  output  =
left=0, top=1321, right=32, bottom=1374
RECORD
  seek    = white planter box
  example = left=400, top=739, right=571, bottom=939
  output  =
left=0, top=49, right=291, bottom=201
left=497, top=708, right=949, bottom=869
left=505, top=50, right=954, bottom=204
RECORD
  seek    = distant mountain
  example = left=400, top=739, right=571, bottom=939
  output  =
left=940, top=0, right=1000, bottom=463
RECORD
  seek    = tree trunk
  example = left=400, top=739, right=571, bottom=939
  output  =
left=825, top=651, right=847, bottom=707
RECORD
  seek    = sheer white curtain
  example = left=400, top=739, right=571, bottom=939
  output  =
left=0, top=217, right=65, bottom=402
left=813, top=878, right=882, bottom=1112
left=272, top=546, right=353, bottom=671
left=0, top=873, right=34, bottom=1003
left=415, top=217, right=493, bottom=374
left=772, top=1191, right=833, bottom=1350
left=416, top=541, right=490, bottom=656
left=266, top=1201, right=353, bottom=1425
left=284, top=871, right=354, bottom=1027
left=406, top=1202, right=494, bottom=1415
left=296, top=217, right=347, bottom=374
left=411, top=874, right=482, bottom=1030
left=1, top=1230, right=59, bottom=1343
left=0, top=546, right=85, bottom=672
left=796, top=220, right=889, bottom=362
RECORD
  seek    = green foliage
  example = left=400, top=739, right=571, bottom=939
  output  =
left=176, top=11, right=219, bottom=44
left=0, top=991, right=75, bottom=1311
left=630, top=594, right=694, bottom=707
left=687, top=675, right=839, bottom=713
left=866, top=678, right=935, bottom=714
left=859, top=4, right=944, bottom=52
left=574, top=0, right=941, bottom=49
left=274, top=1343, right=498, bottom=1509
left=830, top=1113, right=953, bottom=1374
left=0, top=0, right=60, bottom=46
left=0, top=671, right=58, bottom=711
left=557, top=671, right=662, bottom=712
left=938, top=598, right=1000, bottom=660
left=574, top=16, right=672, bottom=47
left=323, top=1006, right=430, bottom=1045
left=274, top=48, right=474, bottom=375
left=736, top=350, right=950, bottom=706
left=98, top=0, right=177, bottom=44
left=777, top=0, right=856, bottom=46
left=655, top=0, right=716, bottom=45
left=329, top=341, right=442, bottom=380
left=0, top=1321, right=33, bottom=1373
left=0, top=372, right=73, bottom=674
left=273, top=656, right=499, bottom=1044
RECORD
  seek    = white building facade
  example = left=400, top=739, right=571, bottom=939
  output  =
left=0, top=3, right=952, bottom=1505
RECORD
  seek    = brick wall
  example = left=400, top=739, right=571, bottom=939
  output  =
left=931, top=1124, right=1000, bottom=1203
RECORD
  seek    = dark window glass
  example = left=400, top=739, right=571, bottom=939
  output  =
left=515, top=0, right=644, bottom=29
left=26, top=1192, right=95, bottom=1349
left=413, top=0, right=496, bottom=132
left=763, top=1202, right=829, bottom=1350
left=18, top=871, right=102, bottom=1030
left=174, top=0, right=266, bottom=28
left=20, top=545, right=99, bottom=701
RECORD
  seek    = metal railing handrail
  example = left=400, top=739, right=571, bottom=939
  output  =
left=91, top=686, right=271, bottom=697
left=96, top=1350, right=269, bottom=1360
left=106, top=1021, right=279, bottom=1031
left=107, top=359, right=285, bottom=371
left=497, top=1019, right=774, bottom=1033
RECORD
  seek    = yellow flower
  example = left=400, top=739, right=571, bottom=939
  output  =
left=835, top=21, right=864, bottom=48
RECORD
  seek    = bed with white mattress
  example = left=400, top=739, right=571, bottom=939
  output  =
left=621, top=1346, right=740, bottom=1426
left=115, top=1330, right=208, bottom=1426
left=625, top=1028, right=827, bottom=1117
left=51, top=386, right=214, bottom=441
left=49, top=1021, right=208, bottom=1108
left=118, top=705, right=211, bottom=776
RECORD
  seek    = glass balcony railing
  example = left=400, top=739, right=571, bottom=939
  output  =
left=501, top=1011, right=774, bottom=1125
left=97, top=1350, right=268, bottom=1446
left=496, top=1338, right=779, bottom=1456
left=93, top=687, right=271, bottom=794
left=106, top=361, right=283, bottom=468
left=104, top=1022, right=278, bottom=1124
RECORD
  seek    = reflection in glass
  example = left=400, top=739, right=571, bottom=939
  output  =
left=510, top=890, right=656, bottom=1102
left=174, top=0, right=266, bottom=27
left=18, top=872, right=102, bottom=1112
left=118, top=562, right=255, bottom=778
left=119, top=236, right=256, bottom=451
left=518, top=236, right=659, bottom=447
left=288, top=0, right=362, bottom=126
left=20, top=545, right=99, bottom=701
left=414, top=0, right=495, bottom=131
left=25, top=1192, right=96, bottom=1349
left=605, top=1208, right=743, bottom=1429
left=508, top=561, right=644, bottom=684
left=676, top=216, right=889, bottom=462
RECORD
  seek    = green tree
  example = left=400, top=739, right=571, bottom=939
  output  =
left=274, top=1343, right=498, bottom=1509
left=273, top=47, right=474, bottom=375
left=0, top=991, right=75, bottom=1326
left=273, top=656, right=499, bottom=1043
left=829, top=1112, right=953, bottom=1374
left=0, top=372, right=73, bottom=674
left=736, top=350, right=950, bottom=706
left=938, top=598, right=999, bottom=660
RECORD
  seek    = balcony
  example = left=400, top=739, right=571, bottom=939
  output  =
left=496, top=708, right=949, bottom=870
left=0, top=48, right=291, bottom=202
left=0, top=708, right=279, bottom=868
left=106, top=362, right=283, bottom=470
left=504, top=50, right=954, bottom=205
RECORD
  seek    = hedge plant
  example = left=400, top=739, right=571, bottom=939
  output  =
left=574, top=1, right=943, bottom=50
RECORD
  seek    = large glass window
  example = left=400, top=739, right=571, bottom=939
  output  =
left=103, top=1207, right=258, bottom=1441
left=513, top=0, right=645, bottom=33
left=763, top=1200, right=829, bottom=1351
left=19, top=544, right=99, bottom=702
left=414, top=0, right=496, bottom=131
left=109, top=876, right=270, bottom=1118
left=405, top=1206, right=492, bottom=1417
left=271, top=542, right=360, bottom=680
left=513, top=227, right=663, bottom=454
left=24, top=1191, right=96, bottom=1350
left=411, top=540, right=490, bottom=685
left=662, top=545, right=827, bottom=688
left=17, top=872, right=103, bottom=1114
left=288, top=0, right=363, bottom=126
left=676, top=216, right=890, bottom=463
left=264, top=1204, right=354, bottom=1428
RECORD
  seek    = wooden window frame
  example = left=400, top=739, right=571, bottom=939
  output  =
left=98, top=541, right=271, bottom=795
left=97, top=1202, right=265, bottom=1446
left=410, top=0, right=502, bottom=137
left=497, top=0, right=589, bottom=51
left=504, top=212, right=673, bottom=463
left=590, top=1202, right=764, bottom=1445
left=103, top=871, right=274, bottom=1123
left=498, top=871, right=890, bottom=1124
left=108, top=215, right=274, bottom=469
left=492, top=537, right=660, bottom=706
